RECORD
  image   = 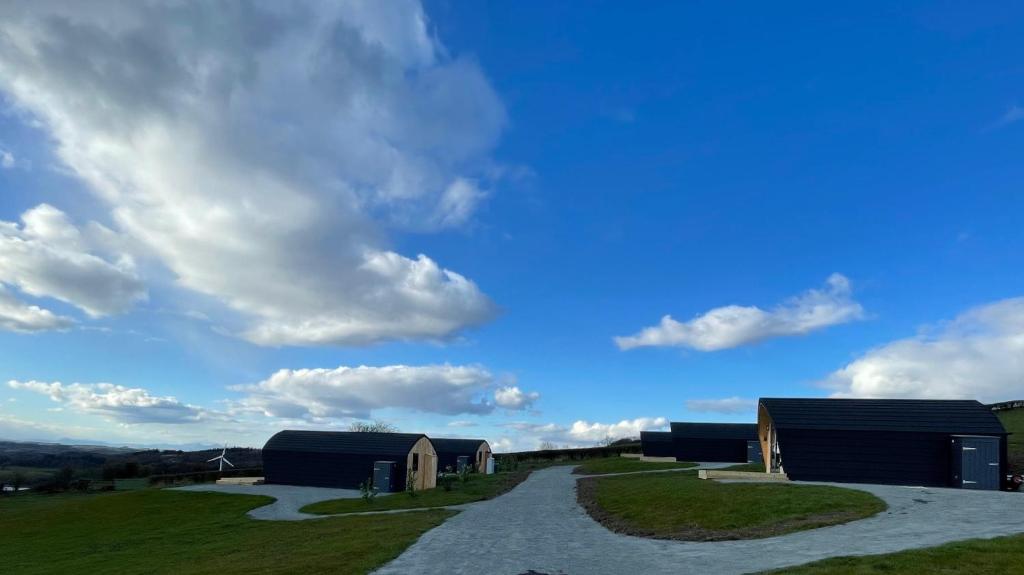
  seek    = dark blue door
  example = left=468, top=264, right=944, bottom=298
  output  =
left=953, top=436, right=1000, bottom=490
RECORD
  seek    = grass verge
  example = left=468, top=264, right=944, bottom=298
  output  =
left=0, top=490, right=452, bottom=575
left=721, top=462, right=766, bottom=472
left=578, top=471, right=885, bottom=541
left=765, top=534, right=1024, bottom=574
left=302, top=470, right=528, bottom=515
left=572, top=457, right=696, bottom=475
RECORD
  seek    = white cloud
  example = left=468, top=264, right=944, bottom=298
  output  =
left=993, top=105, right=1024, bottom=129
left=0, top=204, right=145, bottom=321
left=0, top=149, right=14, bottom=169
left=7, top=380, right=217, bottom=424
left=824, top=297, right=1024, bottom=402
left=446, top=420, right=478, bottom=428
left=685, top=396, right=756, bottom=415
left=616, top=274, right=864, bottom=351
left=493, top=385, right=540, bottom=410
left=0, top=284, right=75, bottom=332
left=0, top=0, right=505, bottom=346
left=231, top=364, right=538, bottom=420
left=498, top=416, right=668, bottom=450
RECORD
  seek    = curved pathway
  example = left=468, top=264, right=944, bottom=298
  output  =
left=374, top=465, right=1024, bottom=575
left=172, top=483, right=373, bottom=520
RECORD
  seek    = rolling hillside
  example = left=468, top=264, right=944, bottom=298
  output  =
left=996, top=406, right=1024, bottom=474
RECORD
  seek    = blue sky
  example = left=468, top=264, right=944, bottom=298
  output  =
left=1, top=1, right=1022, bottom=450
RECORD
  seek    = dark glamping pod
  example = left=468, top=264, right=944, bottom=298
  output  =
left=640, top=431, right=675, bottom=458
left=758, top=398, right=1009, bottom=490
left=431, top=438, right=492, bottom=474
left=263, top=430, right=437, bottom=491
left=670, top=422, right=758, bottom=463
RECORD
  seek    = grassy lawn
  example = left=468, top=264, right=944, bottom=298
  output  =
left=303, top=470, right=528, bottom=515
left=572, top=456, right=696, bottom=475
left=997, top=408, right=1024, bottom=473
left=767, top=534, right=1024, bottom=574
left=578, top=471, right=885, bottom=541
left=0, top=490, right=452, bottom=575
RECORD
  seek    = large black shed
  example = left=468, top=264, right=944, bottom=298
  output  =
left=670, top=422, right=758, bottom=463
left=431, top=438, right=492, bottom=474
left=640, top=431, right=675, bottom=458
left=263, top=430, right=437, bottom=491
left=758, top=398, right=1009, bottom=489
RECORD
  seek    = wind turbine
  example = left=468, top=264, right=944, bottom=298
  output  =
left=208, top=445, right=235, bottom=472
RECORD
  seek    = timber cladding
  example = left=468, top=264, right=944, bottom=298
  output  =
left=758, top=398, right=1009, bottom=488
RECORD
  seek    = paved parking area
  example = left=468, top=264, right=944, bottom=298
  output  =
left=172, top=483, right=385, bottom=520
left=374, top=465, right=1024, bottom=575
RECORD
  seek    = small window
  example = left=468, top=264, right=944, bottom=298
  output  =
left=412, top=453, right=419, bottom=471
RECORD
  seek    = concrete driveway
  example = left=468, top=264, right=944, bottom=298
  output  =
left=172, top=483, right=386, bottom=520
left=374, top=465, right=1024, bottom=575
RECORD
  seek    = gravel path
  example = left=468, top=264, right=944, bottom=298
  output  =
left=374, top=464, right=1024, bottom=575
left=172, top=483, right=386, bottom=520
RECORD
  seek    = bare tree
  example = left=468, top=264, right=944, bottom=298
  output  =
left=538, top=441, right=557, bottom=451
left=348, top=420, right=398, bottom=433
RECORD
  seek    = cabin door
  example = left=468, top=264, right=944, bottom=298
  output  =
left=953, top=435, right=1000, bottom=490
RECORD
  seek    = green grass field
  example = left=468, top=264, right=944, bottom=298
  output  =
left=572, top=457, right=697, bottom=475
left=303, top=470, right=528, bottom=515
left=0, top=466, right=57, bottom=486
left=0, top=490, right=452, bottom=574
left=766, top=534, right=1024, bottom=574
left=997, top=408, right=1024, bottom=473
left=579, top=471, right=885, bottom=541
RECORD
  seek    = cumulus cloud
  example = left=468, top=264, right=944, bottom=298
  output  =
left=685, top=396, right=756, bottom=415
left=231, top=364, right=538, bottom=420
left=0, top=0, right=504, bottom=346
left=498, top=416, right=668, bottom=450
left=0, top=204, right=145, bottom=321
left=493, top=386, right=540, bottom=410
left=1, top=149, right=15, bottom=169
left=0, top=285, right=75, bottom=332
left=446, top=420, right=478, bottom=428
left=824, top=297, right=1024, bottom=402
left=7, top=380, right=215, bottom=424
left=616, top=274, right=864, bottom=351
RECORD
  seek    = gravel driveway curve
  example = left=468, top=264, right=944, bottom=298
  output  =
left=374, top=465, right=1024, bottom=575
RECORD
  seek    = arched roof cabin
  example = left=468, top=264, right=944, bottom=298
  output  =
left=263, top=430, right=437, bottom=491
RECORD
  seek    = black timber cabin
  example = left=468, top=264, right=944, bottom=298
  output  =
left=431, top=438, right=492, bottom=474
left=640, top=431, right=675, bottom=458
left=262, top=430, right=438, bottom=491
left=758, top=398, right=1009, bottom=490
left=670, top=422, right=759, bottom=463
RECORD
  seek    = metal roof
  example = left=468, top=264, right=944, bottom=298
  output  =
left=669, top=422, right=757, bottom=440
left=640, top=431, right=673, bottom=442
left=430, top=438, right=488, bottom=455
left=263, top=430, right=428, bottom=458
left=759, top=398, right=1008, bottom=434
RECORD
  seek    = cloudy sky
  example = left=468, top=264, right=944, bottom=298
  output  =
left=1, top=1, right=1022, bottom=451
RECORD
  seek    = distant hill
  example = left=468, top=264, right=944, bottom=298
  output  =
left=0, top=440, right=261, bottom=488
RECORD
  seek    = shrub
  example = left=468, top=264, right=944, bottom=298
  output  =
left=406, top=469, right=417, bottom=498
left=439, top=466, right=455, bottom=492
left=457, top=464, right=471, bottom=484
left=359, top=478, right=378, bottom=503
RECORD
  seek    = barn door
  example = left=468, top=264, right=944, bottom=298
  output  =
left=955, top=436, right=1000, bottom=490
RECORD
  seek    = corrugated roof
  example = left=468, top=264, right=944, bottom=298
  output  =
left=640, top=431, right=673, bottom=443
left=430, top=438, right=488, bottom=455
left=669, top=422, right=757, bottom=440
left=759, top=398, right=1007, bottom=434
left=263, top=430, right=428, bottom=458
